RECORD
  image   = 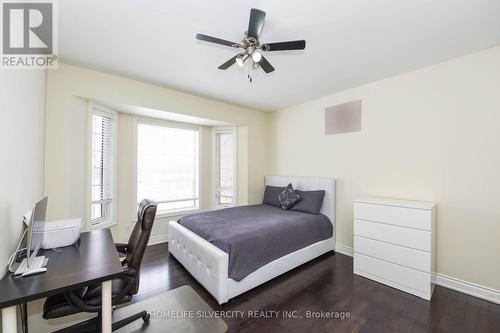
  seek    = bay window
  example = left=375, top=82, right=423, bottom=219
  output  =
left=136, top=120, right=200, bottom=216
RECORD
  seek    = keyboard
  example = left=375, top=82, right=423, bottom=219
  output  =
left=14, top=256, right=48, bottom=276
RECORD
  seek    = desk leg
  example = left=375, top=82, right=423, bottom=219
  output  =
left=21, top=302, right=28, bottom=333
left=2, top=306, right=17, bottom=333
left=102, top=280, right=112, bottom=333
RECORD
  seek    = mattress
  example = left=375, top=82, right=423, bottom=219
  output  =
left=177, top=204, right=333, bottom=281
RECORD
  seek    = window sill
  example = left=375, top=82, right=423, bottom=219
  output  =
left=214, top=204, right=234, bottom=210
left=135, top=208, right=201, bottom=221
left=89, top=220, right=116, bottom=230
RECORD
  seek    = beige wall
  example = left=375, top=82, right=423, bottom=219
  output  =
left=0, top=70, right=46, bottom=280
left=269, top=46, right=500, bottom=290
left=0, top=70, right=46, bottom=332
left=44, top=63, right=269, bottom=242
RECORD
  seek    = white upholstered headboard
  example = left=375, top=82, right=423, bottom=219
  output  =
left=265, top=176, right=336, bottom=225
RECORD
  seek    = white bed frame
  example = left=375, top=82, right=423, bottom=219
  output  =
left=168, top=176, right=336, bottom=304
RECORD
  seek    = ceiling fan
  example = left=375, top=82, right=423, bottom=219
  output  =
left=196, top=8, right=306, bottom=74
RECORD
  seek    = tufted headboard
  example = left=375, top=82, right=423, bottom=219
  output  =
left=264, top=176, right=336, bottom=225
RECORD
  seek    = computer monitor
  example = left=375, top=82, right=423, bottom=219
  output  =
left=26, top=196, right=48, bottom=267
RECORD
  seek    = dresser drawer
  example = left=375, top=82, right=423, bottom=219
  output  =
left=354, top=219, right=431, bottom=252
left=354, top=253, right=431, bottom=294
left=354, top=236, right=431, bottom=272
left=354, top=202, right=432, bottom=230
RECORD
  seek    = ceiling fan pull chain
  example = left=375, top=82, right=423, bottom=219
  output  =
left=247, top=63, right=253, bottom=83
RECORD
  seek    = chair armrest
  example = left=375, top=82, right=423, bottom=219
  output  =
left=110, top=269, right=136, bottom=304
left=63, top=271, right=136, bottom=313
left=115, top=243, right=128, bottom=254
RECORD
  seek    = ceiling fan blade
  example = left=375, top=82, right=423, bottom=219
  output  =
left=262, top=40, right=306, bottom=51
left=218, top=55, right=239, bottom=70
left=196, top=33, right=241, bottom=48
left=258, top=55, right=275, bottom=73
left=247, top=8, right=266, bottom=39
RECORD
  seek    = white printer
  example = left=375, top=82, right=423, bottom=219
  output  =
left=32, top=218, right=82, bottom=249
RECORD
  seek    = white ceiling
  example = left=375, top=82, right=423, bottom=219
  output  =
left=59, top=0, right=500, bottom=111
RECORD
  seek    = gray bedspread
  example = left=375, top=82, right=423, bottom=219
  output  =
left=177, top=204, right=333, bottom=281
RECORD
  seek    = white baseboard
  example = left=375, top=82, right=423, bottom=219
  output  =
left=434, top=273, right=500, bottom=305
left=148, top=234, right=168, bottom=246
left=335, top=243, right=354, bottom=257
left=336, top=242, right=500, bottom=305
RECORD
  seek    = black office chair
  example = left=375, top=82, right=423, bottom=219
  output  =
left=43, top=199, right=157, bottom=332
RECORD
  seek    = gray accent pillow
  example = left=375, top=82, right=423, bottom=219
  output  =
left=277, top=183, right=302, bottom=210
left=290, top=190, right=325, bottom=215
left=263, top=186, right=283, bottom=207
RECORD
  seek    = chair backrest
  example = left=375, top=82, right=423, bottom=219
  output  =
left=126, top=199, right=157, bottom=294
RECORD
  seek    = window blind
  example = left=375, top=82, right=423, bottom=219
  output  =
left=216, top=130, right=235, bottom=206
left=91, top=110, right=114, bottom=224
left=137, top=122, right=200, bottom=215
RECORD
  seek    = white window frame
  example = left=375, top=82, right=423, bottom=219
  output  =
left=132, top=117, right=202, bottom=219
left=85, top=103, right=118, bottom=230
left=213, top=127, right=237, bottom=209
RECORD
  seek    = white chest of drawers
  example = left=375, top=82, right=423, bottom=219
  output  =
left=353, top=196, right=436, bottom=300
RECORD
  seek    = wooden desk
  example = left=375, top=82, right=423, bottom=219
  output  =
left=0, top=229, right=123, bottom=333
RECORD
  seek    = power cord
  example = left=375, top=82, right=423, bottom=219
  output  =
left=8, top=228, right=28, bottom=273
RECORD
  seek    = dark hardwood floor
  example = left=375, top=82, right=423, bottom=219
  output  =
left=134, top=243, right=500, bottom=333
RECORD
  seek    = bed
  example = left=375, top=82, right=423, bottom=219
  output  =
left=168, top=176, right=336, bottom=304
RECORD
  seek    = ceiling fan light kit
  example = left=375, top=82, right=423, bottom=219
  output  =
left=236, top=52, right=249, bottom=67
left=196, top=8, right=306, bottom=77
left=251, top=51, right=262, bottom=63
